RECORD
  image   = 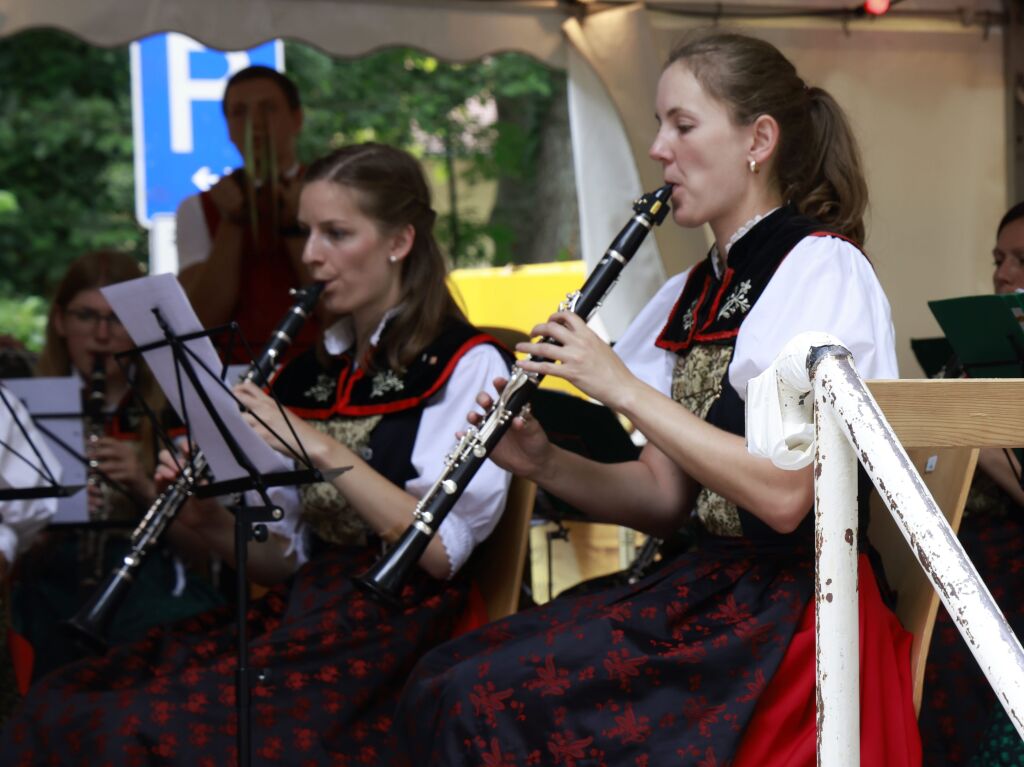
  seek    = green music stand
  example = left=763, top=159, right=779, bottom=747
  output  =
left=928, top=293, right=1024, bottom=379
left=928, top=292, right=1024, bottom=484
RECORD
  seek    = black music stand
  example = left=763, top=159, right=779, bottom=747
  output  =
left=909, top=337, right=956, bottom=379
left=154, top=310, right=333, bottom=767
left=102, top=274, right=342, bottom=767
left=0, top=384, right=81, bottom=503
left=11, top=419, right=139, bottom=523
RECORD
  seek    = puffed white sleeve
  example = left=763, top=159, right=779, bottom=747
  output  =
left=0, top=387, right=61, bottom=566
left=730, top=235, right=899, bottom=400
left=406, top=343, right=513, bottom=578
left=613, top=270, right=691, bottom=397
left=174, top=194, right=213, bottom=274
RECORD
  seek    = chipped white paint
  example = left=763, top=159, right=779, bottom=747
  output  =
left=813, top=399, right=860, bottom=767
left=807, top=345, right=1024, bottom=760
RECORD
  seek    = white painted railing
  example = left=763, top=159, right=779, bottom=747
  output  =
left=750, top=337, right=1024, bottom=766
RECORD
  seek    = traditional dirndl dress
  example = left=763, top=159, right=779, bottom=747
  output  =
left=0, top=318, right=511, bottom=766
left=397, top=207, right=922, bottom=766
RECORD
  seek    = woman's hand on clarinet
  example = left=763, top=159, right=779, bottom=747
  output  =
left=91, top=437, right=155, bottom=504
left=234, top=382, right=329, bottom=466
left=514, top=311, right=639, bottom=412
left=154, top=445, right=222, bottom=535
left=154, top=444, right=193, bottom=493
left=467, top=376, right=553, bottom=479
left=87, top=480, right=104, bottom=516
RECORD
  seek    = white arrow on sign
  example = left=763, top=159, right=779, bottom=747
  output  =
left=191, top=165, right=221, bottom=191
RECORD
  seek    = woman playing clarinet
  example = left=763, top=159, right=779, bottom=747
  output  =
left=398, top=30, right=922, bottom=767
left=11, top=251, right=221, bottom=681
left=1, top=143, right=512, bottom=765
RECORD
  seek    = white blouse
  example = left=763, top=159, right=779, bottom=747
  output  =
left=267, top=318, right=512, bottom=578
left=615, top=234, right=899, bottom=406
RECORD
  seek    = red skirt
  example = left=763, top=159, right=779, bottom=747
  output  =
left=734, top=555, right=922, bottom=767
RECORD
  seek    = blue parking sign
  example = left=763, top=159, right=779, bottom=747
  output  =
left=130, top=33, right=283, bottom=227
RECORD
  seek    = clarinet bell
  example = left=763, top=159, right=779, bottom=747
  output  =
left=61, top=565, right=134, bottom=654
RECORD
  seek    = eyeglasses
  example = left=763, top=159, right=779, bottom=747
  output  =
left=64, top=307, right=125, bottom=331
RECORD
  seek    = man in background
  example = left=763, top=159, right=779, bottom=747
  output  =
left=175, top=65, right=318, bottom=362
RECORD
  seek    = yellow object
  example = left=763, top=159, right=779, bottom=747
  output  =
left=448, top=261, right=589, bottom=397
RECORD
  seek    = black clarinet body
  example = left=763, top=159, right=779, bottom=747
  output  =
left=243, top=284, right=324, bottom=387
left=83, top=354, right=108, bottom=515
left=358, top=185, right=673, bottom=604
left=65, top=283, right=324, bottom=652
left=78, top=354, right=110, bottom=588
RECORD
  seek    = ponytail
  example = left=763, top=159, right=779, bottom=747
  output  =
left=786, top=87, right=867, bottom=244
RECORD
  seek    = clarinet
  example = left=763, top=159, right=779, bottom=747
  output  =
left=84, top=354, right=108, bottom=516
left=358, top=184, right=673, bottom=604
left=79, top=354, right=109, bottom=586
left=65, top=283, right=324, bottom=651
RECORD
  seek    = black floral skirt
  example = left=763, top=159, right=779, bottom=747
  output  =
left=1, top=546, right=470, bottom=766
left=398, top=535, right=813, bottom=766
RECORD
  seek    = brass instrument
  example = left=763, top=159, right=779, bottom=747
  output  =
left=65, top=283, right=324, bottom=651
left=358, top=185, right=674, bottom=604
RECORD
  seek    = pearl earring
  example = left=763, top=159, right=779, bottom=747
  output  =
left=388, top=255, right=398, bottom=263
left=748, top=159, right=760, bottom=175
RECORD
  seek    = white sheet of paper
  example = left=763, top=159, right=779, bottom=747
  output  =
left=224, top=364, right=250, bottom=385
left=3, top=376, right=87, bottom=523
left=102, top=274, right=290, bottom=482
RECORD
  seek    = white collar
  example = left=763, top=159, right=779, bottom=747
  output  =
left=323, top=305, right=404, bottom=365
left=710, top=207, right=781, bottom=277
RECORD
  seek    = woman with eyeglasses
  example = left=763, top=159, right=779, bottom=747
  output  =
left=9, top=251, right=221, bottom=681
left=36, top=251, right=155, bottom=514
left=2, top=145, right=514, bottom=766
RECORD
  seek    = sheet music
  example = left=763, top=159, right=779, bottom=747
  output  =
left=102, top=274, right=290, bottom=481
left=2, top=377, right=86, bottom=523
left=224, top=363, right=250, bottom=385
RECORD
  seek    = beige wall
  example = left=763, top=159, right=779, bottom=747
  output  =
left=575, top=6, right=1006, bottom=377
left=760, top=21, right=1006, bottom=378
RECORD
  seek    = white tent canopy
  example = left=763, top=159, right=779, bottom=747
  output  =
left=0, top=0, right=1002, bottom=58
left=0, top=0, right=1012, bottom=373
left=0, top=0, right=568, bottom=66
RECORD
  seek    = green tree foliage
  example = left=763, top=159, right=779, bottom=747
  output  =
left=0, top=289, right=47, bottom=351
left=0, top=31, right=570, bottom=348
left=284, top=44, right=567, bottom=265
left=0, top=29, right=145, bottom=303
